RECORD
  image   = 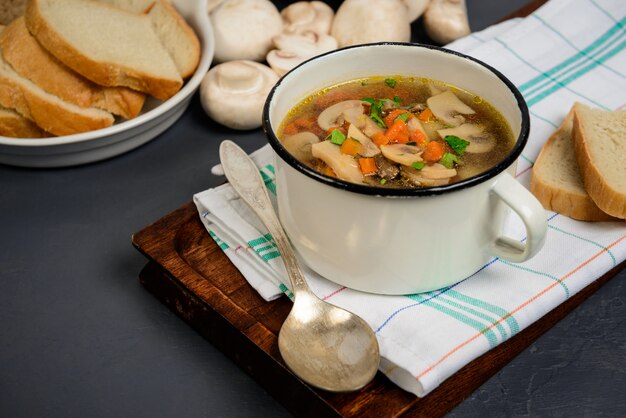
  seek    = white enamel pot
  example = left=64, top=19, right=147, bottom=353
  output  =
left=262, top=43, right=547, bottom=295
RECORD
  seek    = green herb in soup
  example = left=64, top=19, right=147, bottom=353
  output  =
left=278, top=76, right=515, bottom=188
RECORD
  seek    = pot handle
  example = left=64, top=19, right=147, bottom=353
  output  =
left=489, top=173, right=548, bottom=263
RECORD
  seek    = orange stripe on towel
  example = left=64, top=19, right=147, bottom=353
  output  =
left=416, top=233, right=626, bottom=380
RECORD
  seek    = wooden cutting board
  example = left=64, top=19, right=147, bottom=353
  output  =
left=132, top=202, right=623, bottom=417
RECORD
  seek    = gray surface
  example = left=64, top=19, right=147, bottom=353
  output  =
left=1, top=1, right=625, bottom=417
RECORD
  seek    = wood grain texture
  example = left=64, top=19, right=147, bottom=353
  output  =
left=132, top=202, right=624, bottom=417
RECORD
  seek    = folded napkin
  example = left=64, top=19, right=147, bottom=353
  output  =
left=195, top=0, right=626, bottom=397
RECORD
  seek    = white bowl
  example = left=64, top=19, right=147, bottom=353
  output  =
left=0, top=0, right=214, bottom=168
left=263, top=43, right=548, bottom=295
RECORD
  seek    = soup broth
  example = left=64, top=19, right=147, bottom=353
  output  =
left=278, top=76, right=515, bottom=188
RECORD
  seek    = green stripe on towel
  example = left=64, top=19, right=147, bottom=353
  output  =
left=407, top=293, right=499, bottom=347
left=209, top=230, right=229, bottom=250
left=260, top=170, right=276, bottom=194
left=498, top=259, right=570, bottom=298
left=279, top=283, right=294, bottom=300
left=248, top=234, right=281, bottom=262
left=435, top=293, right=510, bottom=340
left=509, top=17, right=626, bottom=107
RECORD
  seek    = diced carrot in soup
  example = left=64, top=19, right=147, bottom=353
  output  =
left=371, top=131, right=388, bottom=146
left=358, top=157, right=378, bottom=175
left=278, top=76, right=515, bottom=189
left=340, top=137, right=362, bottom=156
left=418, top=108, right=434, bottom=122
left=384, top=109, right=412, bottom=128
left=422, top=141, right=445, bottom=162
left=385, top=119, right=409, bottom=144
left=410, top=129, right=428, bottom=146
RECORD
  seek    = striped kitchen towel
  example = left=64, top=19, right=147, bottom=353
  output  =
left=194, top=0, right=626, bottom=397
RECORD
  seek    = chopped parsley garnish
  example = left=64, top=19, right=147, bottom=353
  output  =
left=444, top=135, right=470, bottom=155
left=385, top=78, right=397, bottom=88
left=361, top=97, right=386, bottom=128
left=393, top=96, right=401, bottom=104
left=440, top=152, right=459, bottom=169
left=411, top=161, right=426, bottom=170
left=327, top=129, right=346, bottom=145
left=379, top=179, right=387, bottom=185
left=395, top=112, right=410, bottom=123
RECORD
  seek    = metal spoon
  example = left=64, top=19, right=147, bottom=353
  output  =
left=219, top=140, right=380, bottom=392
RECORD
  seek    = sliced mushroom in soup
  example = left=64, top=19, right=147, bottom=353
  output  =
left=277, top=76, right=515, bottom=188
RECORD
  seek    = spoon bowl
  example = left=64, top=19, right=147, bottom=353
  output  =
left=219, top=140, right=380, bottom=392
left=279, top=292, right=379, bottom=391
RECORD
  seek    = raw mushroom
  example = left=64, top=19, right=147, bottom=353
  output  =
left=266, top=50, right=306, bottom=76
left=423, top=0, right=470, bottom=45
left=380, top=144, right=424, bottom=166
left=317, top=100, right=365, bottom=131
left=200, top=60, right=279, bottom=130
left=331, top=0, right=411, bottom=48
left=273, top=30, right=337, bottom=55
left=282, top=131, right=320, bottom=162
left=266, top=30, right=338, bottom=76
left=281, top=1, right=334, bottom=34
left=437, top=123, right=495, bottom=153
left=311, top=140, right=364, bottom=183
left=426, top=90, right=475, bottom=127
left=403, top=0, right=431, bottom=22
left=347, top=124, right=380, bottom=157
left=210, top=0, right=283, bottom=62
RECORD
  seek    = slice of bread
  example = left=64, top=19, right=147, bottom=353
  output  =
left=146, top=0, right=201, bottom=78
left=571, top=102, right=626, bottom=219
left=95, top=0, right=201, bottom=79
left=25, top=0, right=183, bottom=100
left=0, top=104, right=49, bottom=138
left=96, top=0, right=154, bottom=13
left=0, top=50, right=114, bottom=136
left=530, top=109, right=619, bottom=221
left=0, top=17, right=145, bottom=119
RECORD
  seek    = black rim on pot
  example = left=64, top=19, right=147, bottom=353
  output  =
left=262, top=42, right=530, bottom=197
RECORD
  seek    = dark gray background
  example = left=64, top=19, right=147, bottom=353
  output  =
left=1, top=1, right=624, bottom=417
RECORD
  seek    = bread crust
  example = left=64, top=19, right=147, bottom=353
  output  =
left=0, top=59, right=114, bottom=136
left=149, top=0, right=201, bottom=78
left=25, top=0, right=183, bottom=100
left=571, top=103, right=626, bottom=219
left=0, top=106, right=49, bottom=138
left=530, top=109, right=618, bottom=221
left=0, top=17, right=145, bottom=119
left=530, top=174, right=618, bottom=222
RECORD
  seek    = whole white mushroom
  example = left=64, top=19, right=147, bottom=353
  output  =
left=423, top=0, right=470, bottom=45
left=281, top=1, right=335, bottom=35
left=331, top=0, right=411, bottom=48
left=403, top=0, right=431, bottom=22
left=210, top=0, right=283, bottom=62
left=200, top=60, right=279, bottom=130
left=267, top=30, right=338, bottom=76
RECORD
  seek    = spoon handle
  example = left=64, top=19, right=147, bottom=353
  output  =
left=219, top=140, right=309, bottom=293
